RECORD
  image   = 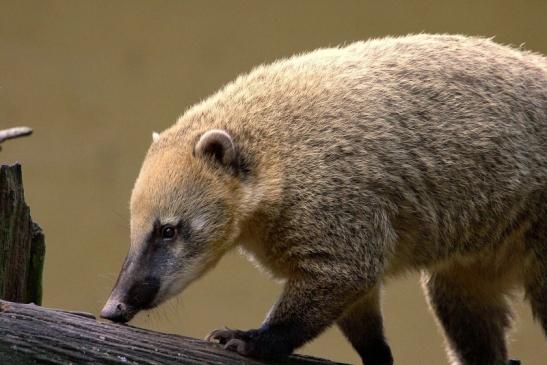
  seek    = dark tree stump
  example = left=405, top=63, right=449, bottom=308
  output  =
left=0, top=300, right=347, bottom=365
left=0, top=164, right=45, bottom=304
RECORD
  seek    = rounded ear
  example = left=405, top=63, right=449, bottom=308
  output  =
left=152, top=132, right=160, bottom=142
left=194, top=129, right=236, bottom=166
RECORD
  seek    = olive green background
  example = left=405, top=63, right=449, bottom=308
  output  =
left=1, top=1, right=546, bottom=364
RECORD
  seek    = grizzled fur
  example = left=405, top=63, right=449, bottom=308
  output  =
left=102, top=34, right=547, bottom=365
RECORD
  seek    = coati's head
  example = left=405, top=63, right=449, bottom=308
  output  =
left=101, top=128, right=250, bottom=323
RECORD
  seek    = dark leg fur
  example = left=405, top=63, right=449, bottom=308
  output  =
left=207, top=272, right=372, bottom=360
left=337, top=286, right=393, bottom=365
left=524, top=215, right=547, bottom=336
left=527, top=273, right=547, bottom=335
left=423, top=267, right=512, bottom=365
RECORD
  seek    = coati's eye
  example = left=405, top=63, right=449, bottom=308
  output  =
left=161, top=225, right=177, bottom=241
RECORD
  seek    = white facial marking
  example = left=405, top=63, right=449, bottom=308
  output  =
left=153, top=259, right=202, bottom=306
left=190, top=216, right=207, bottom=232
left=162, top=217, right=179, bottom=226
left=152, top=132, right=160, bottom=142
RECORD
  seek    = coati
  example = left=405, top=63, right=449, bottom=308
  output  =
left=101, top=34, right=547, bottom=365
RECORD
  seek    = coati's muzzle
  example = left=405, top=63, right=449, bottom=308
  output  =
left=100, top=254, right=161, bottom=323
left=101, top=299, right=138, bottom=323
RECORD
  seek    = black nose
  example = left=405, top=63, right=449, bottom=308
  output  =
left=100, top=300, right=133, bottom=323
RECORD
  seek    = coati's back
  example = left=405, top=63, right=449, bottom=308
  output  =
left=174, top=34, right=546, bottom=271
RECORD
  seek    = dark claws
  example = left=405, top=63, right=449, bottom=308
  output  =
left=206, top=327, right=258, bottom=356
left=224, top=338, right=251, bottom=355
left=205, top=327, right=247, bottom=344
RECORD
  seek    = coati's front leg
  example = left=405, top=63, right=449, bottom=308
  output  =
left=337, top=286, right=393, bottom=365
left=207, top=272, right=369, bottom=360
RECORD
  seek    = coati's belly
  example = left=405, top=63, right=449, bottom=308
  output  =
left=386, top=196, right=539, bottom=277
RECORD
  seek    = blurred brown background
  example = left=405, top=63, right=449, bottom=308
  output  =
left=1, top=1, right=546, bottom=364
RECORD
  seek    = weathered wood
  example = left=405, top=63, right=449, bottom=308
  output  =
left=0, top=300, right=347, bottom=365
left=0, top=127, right=32, bottom=151
left=0, top=164, right=45, bottom=304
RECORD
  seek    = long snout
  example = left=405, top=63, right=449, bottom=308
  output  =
left=101, top=252, right=162, bottom=323
left=100, top=297, right=136, bottom=323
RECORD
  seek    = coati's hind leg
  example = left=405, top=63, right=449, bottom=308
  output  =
left=422, top=265, right=512, bottom=365
left=524, top=217, right=547, bottom=335
left=337, top=286, right=393, bottom=365
left=526, top=263, right=547, bottom=335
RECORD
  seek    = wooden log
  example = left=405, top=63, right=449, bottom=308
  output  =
left=0, top=164, right=45, bottom=304
left=0, top=300, right=347, bottom=365
left=0, top=127, right=32, bottom=151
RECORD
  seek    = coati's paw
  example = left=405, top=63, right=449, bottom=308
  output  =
left=207, top=326, right=293, bottom=359
left=206, top=327, right=259, bottom=356
left=224, top=338, right=254, bottom=356
left=205, top=327, right=248, bottom=344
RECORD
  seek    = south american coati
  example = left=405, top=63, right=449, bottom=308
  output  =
left=101, top=34, right=547, bottom=365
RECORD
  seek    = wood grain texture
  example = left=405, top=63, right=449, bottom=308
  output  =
left=0, top=164, right=45, bottom=304
left=0, top=300, right=347, bottom=365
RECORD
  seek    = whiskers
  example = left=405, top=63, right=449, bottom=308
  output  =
left=110, top=210, right=130, bottom=229
left=95, top=272, right=118, bottom=308
left=96, top=272, right=118, bottom=290
left=136, top=296, right=185, bottom=331
left=97, top=272, right=118, bottom=281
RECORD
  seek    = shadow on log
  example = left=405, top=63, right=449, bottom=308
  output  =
left=0, top=164, right=45, bottom=304
left=0, top=300, right=347, bottom=365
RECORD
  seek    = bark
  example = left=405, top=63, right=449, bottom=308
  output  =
left=0, top=300, right=347, bottom=365
left=0, top=127, right=32, bottom=146
left=0, top=164, right=45, bottom=304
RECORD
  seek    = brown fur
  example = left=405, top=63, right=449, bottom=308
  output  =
left=102, top=34, right=547, bottom=365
